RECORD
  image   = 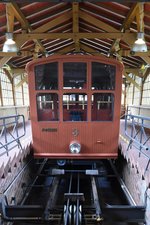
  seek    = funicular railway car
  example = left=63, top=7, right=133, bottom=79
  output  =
left=26, top=55, right=123, bottom=162
left=0, top=55, right=145, bottom=225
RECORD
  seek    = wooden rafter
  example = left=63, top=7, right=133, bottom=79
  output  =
left=15, top=76, right=28, bottom=88
left=0, top=2, right=46, bottom=68
left=136, top=3, right=144, bottom=32
left=80, top=43, right=104, bottom=57
left=124, top=73, right=141, bottom=90
left=123, top=3, right=139, bottom=30
left=10, top=2, right=29, bottom=30
left=140, top=55, right=150, bottom=65
left=120, top=49, right=150, bottom=58
left=54, top=43, right=75, bottom=54
left=34, top=11, right=72, bottom=33
left=125, top=68, right=143, bottom=78
left=109, top=3, right=139, bottom=53
left=3, top=69, right=13, bottom=83
left=10, top=2, right=46, bottom=53
left=6, top=3, right=15, bottom=32
left=0, top=3, right=149, bottom=73
left=0, top=78, right=3, bottom=106
left=0, top=57, right=11, bottom=68
left=143, top=67, right=150, bottom=82
left=11, top=68, right=26, bottom=77
left=0, top=9, right=72, bottom=67
left=79, top=10, right=135, bottom=46
left=0, top=4, right=15, bottom=68
left=135, top=3, right=149, bottom=66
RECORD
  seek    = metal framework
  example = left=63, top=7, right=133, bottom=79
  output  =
left=0, top=160, right=146, bottom=224
left=125, top=113, right=150, bottom=174
left=0, top=115, right=26, bottom=156
left=125, top=114, right=150, bottom=152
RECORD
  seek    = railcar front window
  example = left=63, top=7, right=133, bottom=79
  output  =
left=91, top=93, right=114, bottom=121
left=37, top=93, right=59, bottom=121
left=35, top=62, right=58, bottom=90
left=63, top=62, right=87, bottom=89
left=63, top=93, right=87, bottom=121
left=92, top=62, right=115, bottom=90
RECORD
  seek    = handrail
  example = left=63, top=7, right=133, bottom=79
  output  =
left=0, top=115, right=26, bottom=157
left=125, top=114, right=150, bottom=153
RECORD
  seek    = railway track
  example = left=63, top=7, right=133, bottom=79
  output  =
left=0, top=159, right=145, bottom=225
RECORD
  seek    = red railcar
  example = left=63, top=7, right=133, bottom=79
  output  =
left=26, top=55, right=123, bottom=160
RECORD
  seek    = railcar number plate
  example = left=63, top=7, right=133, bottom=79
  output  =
left=42, top=128, right=57, bottom=132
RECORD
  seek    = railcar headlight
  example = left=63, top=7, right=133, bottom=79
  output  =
left=69, top=141, right=81, bottom=154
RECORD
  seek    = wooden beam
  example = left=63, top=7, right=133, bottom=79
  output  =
left=79, top=10, right=118, bottom=33
left=0, top=77, right=3, bottom=106
left=0, top=2, right=46, bottom=68
left=34, top=11, right=72, bottom=33
left=6, top=3, right=15, bottom=32
left=73, top=3, right=79, bottom=33
left=11, top=68, right=26, bottom=77
left=3, top=69, right=13, bottom=83
left=0, top=5, right=72, bottom=67
left=109, top=3, right=139, bottom=53
left=0, top=3, right=15, bottom=68
left=15, top=76, right=28, bottom=88
left=120, top=49, right=150, bottom=57
left=125, top=68, right=143, bottom=78
left=140, top=55, right=150, bottom=64
left=124, top=73, right=141, bottom=90
left=12, top=78, right=16, bottom=106
left=80, top=43, right=104, bottom=56
left=123, top=3, right=139, bottom=30
left=10, top=2, right=46, bottom=53
left=10, top=2, right=30, bottom=30
left=0, top=51, right=32, bottom=57
left=54, top=43, right=75, bottom=54
left=0, top=7, right=72, bottom=68
left=72, top=2, right=80, bottom=52
left=122, top=89, right=125, bottom=95
left=134, top=3, right=150, bottom=67
left=143, top=67, right=150, bottom=82
left=79, top=10, right=135, bottom=46
left=13, top=32, right=136, bottom=42
left=136, top=3, right=144, bottom=32
left=0, top=57, right=12, bottom=68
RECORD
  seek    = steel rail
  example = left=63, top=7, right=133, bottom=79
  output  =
left=109, top=159, right=137, bottom=206
left=64, top=173, right=73, bottom=225
left=21, top=158, right=48, bottom=205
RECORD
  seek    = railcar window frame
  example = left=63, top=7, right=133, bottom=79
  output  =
left=63, top=93, right=88, bottom=122
left=91, top=93, right=114, bottom=122
left=91, top=62, right=116, bottom=90
left=35, top=62, right=58, bottom=90
left=36, top=93, right=59, bottom=121
left=63, top=62, right=87, bottom=90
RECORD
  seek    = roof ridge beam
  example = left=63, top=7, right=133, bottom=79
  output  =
left=72, top=2, right=80, bottom=52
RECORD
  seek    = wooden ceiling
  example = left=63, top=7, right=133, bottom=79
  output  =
left=0, top=1, right=150, bottom=81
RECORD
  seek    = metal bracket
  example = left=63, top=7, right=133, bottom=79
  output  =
left=64, top=193, right=85, bottom=202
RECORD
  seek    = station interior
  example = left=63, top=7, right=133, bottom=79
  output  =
left=0, top=1, right=150, bottom=225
